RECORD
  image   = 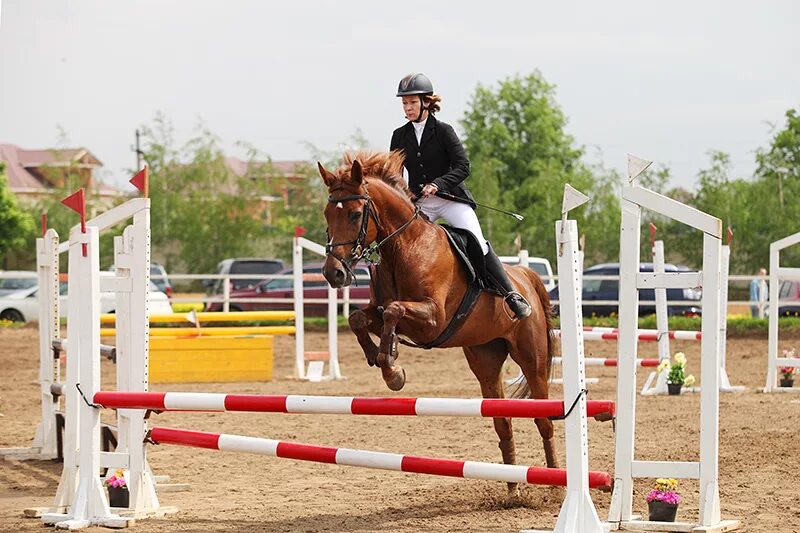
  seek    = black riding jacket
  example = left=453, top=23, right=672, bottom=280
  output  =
left=390, top=115, right=476, bottom=208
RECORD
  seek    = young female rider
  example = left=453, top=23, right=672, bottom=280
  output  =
left=390, top=72, right=531, bottom=319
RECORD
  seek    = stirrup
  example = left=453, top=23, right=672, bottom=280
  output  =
left=504, top=292, right=532, bottom=319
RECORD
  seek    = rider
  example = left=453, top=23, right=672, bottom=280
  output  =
left=390, top=72, right=531, bottom=319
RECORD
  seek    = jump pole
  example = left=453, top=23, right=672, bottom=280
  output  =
left=147, top=427, right=612, bottom=490
left=92, top=391, right=615, bottom=419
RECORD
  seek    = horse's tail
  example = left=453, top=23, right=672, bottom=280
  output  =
left=510, top=268, right=556, bottom=400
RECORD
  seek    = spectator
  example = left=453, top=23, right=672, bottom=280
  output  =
left=750, top=267, right=767, bottom=318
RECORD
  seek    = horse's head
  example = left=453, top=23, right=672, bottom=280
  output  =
left=319, top=159, right=379, bottom=288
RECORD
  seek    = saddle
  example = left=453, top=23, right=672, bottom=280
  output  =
left=410, top=225, right=502, bottom=349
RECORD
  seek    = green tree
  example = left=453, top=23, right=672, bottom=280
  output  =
left=0, top=163, right=36, bottom=267
left=460, top=72, right=621, bottom=264
left=139, top=115, right=276, bottom=275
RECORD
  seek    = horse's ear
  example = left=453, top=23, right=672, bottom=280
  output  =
left=317, top=162, right=337, bottom=187
left=350, top=159, right=363, bottom=185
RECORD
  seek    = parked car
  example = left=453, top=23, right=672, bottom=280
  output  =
left=0, top=271, right=38, bottom=297
left=767, top=280, right=800, bottom=316
left=0, top=281, right=172, bottom=322
left=526, top=257, right=555, bottom=293
left=203, top=258, right=285, bottom=296
left=548, top=262, right=702, bottom=317
left=204, top=263, right=371, bottom=316
left=150, top=263, right=173, bottom=297
left=499, top=256, right=555, bottom=293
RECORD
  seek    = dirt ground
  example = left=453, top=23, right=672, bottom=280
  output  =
left=1, top=325, right=799, bottom=533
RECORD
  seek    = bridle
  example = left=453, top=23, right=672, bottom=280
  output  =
left=325, top=188, right=420, bottom=280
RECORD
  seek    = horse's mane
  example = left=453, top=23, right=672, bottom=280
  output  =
left=337, top=151, right=414, bottom=202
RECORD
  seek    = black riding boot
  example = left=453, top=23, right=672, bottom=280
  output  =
left=484, top=245, right=532, bottom=319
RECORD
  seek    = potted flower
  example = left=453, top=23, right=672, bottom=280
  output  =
left=779, top=348, right=797, bottom=388
left=657, top=352, right=696, bottom=395
left=646, top=478, right=681, bottom=521
left=104, top=469, right=129, bottom=508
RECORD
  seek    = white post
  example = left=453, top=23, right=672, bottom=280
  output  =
left=36, top=230, right=62, bottom=458
left=608, top=191, right=641, bottom=524
left=327, top=283, right=341, bottom=380
left=113, top=208, right=160, bottom=512
left=641, top=240, right=670, bottom=395
left=222, top=274, right=231, bottom=313
left=550, top=219, right=603, bottom=533
left=698, top=232, right=723, bottom=526
left=43, top=226, right=129, bottom=528
left=342, top=285, right=351, bottom=319
left=293, top=236, right=306, bottom=379
left=719, top=245, right=744, bottom=392
left=0, top=230, right=62, bottom=460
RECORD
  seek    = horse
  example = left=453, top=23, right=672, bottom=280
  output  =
left=319, top=151, right=558, bottom=487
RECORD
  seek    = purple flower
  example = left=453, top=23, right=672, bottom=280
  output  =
left=646, top=489, right=681, bottom=505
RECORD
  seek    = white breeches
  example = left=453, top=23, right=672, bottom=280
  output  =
left=419, top=195, right=488, bottom=254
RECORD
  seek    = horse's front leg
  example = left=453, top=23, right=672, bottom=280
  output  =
left=348, top=305, right=383, bottom=367
left=376, top=299, right=441, bottom=391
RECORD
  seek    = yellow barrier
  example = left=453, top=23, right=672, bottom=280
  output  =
left=99, top=310, right=296, bottom=325
left=100, top=326, right=296, bottom=338
left=149, top=335, right=274, bottom=383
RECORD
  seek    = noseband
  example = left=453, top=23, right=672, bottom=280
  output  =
left=325, top=190, right=420, bottom=278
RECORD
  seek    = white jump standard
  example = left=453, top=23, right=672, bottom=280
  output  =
left=608, top=154, right=739, bottom=532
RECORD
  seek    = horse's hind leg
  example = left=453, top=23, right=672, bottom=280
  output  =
left=508, top=328, right=559, bottom=469
left=463, top=341, right=520, bottom=496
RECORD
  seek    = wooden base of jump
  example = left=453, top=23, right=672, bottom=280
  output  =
left=149, top=335, right=274, bottom=383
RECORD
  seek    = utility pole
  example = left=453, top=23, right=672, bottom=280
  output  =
left=135, top=129, right=144, bottom=170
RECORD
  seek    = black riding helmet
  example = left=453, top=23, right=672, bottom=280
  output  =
left=397, top=73, right=433, bottom=123
left=396, top=73, right=433, bottom=96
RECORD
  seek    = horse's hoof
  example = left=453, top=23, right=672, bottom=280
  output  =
left=383, top=366, right=406, bottom=391
left=507, top=483, right=521, bottom=500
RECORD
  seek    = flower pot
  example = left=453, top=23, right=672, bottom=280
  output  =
left=107, top=485, right=129, bottom=508
left=779, top=377, right=795, bottom=388
left=667, top=383, right=683, bottom=395
left=648, top=499, right=678, bottom=522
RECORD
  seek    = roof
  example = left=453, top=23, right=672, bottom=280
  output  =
left=0, top=143, right=115, bottom=194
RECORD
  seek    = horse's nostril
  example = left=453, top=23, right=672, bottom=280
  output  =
left=335, top=270, right=345, bottom=284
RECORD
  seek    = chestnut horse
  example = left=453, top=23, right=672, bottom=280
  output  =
left=319, top=152, right=558, bottom=483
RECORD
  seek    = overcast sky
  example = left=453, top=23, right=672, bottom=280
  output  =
left=1, top=1, right=797, bottom=191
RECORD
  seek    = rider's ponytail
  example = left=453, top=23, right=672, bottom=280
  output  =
left=423, top=94, right=442, bottom=114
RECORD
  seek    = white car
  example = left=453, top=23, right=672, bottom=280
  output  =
left=0, top=281, right=173, bottom=322
left=0, top=270, right=38, bottom=297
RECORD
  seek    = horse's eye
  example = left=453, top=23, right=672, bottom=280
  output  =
left=350, top=211, right=362, bottom=223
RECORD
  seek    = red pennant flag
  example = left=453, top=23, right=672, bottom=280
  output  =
left=294, top=226, right=307, bottom=238
left=727, top=227, right=733, bottom=246
left=130, top=166, right=149, bottom=197
left=41, top=213, right=47, bottom=237
left=61, top=189, right=87, bottom=256
left=649, top=223, right=657, bottom=248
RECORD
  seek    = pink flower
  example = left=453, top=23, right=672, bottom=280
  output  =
left=646, top=489, right=681, bottom=505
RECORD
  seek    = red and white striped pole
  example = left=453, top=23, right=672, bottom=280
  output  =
left=553, top=328, right=702, bottom=342
left=94, top=392, right=615, bottom=419
left=148, top=427, right=613, bottom=491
